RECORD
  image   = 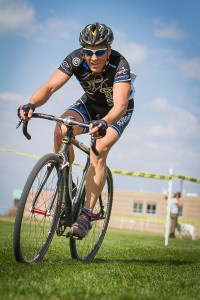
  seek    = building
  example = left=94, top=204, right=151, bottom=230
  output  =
left=10, top=188, right=200, bottom=238
left=109, top=190, right=200, bottom=238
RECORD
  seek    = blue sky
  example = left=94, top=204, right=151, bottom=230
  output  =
left=0, top=0, right=200, bottom=214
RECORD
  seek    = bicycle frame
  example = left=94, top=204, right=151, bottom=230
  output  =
left=14, top=112, right=113, bottom=262
left=57, top=129, right=91, bottom=225
left=19, top=112, right=102, bottom=227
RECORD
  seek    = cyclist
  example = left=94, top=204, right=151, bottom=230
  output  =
left=18, top=22, right=136, bottom=239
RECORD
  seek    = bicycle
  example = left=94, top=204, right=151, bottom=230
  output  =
left=13, top=112, right=113, bottom=263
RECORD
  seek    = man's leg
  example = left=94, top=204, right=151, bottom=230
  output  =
left=85, top=127, right=119, bottom=209
left=70, top=128, right=119, bottom=238
left=54, top=110, right=84, bottom=155
left=170, top=213, right=177, bottom=238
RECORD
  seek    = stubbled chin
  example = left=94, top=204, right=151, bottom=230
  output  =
left=90, top=63, right=102, bottom=73
left=91, top=68, right=102, bottom=74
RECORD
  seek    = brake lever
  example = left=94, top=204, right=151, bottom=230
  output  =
left=91, top=135, right=99, bottom=156
left=23, top=122, right=31, bottom=140
left=16, top=107, right=32, bottom=139
left=16, top=119, right=23, bottom=129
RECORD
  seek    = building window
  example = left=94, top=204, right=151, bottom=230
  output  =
left=146, top=203, right=156, bottom=214
left=133, top=202, right=143, bottom=213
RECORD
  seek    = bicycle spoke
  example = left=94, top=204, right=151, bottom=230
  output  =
left=14, top=154, right=62, bottom=263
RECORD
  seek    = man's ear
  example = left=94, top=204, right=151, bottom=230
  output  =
left=82, top=49, right=85, bottom=58
left=108, top=46, right=112, bottom=56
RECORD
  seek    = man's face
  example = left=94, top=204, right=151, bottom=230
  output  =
left=83, top=46, right=111, bottom=74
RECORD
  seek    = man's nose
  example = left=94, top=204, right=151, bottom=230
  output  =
left=91, top=53, right=98, bottom=59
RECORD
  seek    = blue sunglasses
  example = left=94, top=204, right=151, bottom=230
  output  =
left=83, top=48, right=107, bottom=57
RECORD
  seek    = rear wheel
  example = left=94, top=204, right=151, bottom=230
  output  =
left=69, top=167, right=113, bottom=261
left=13, top=154, right=62, bottom=263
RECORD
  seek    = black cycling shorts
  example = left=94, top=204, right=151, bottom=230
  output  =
left=67, top=95, right=134, bottom=137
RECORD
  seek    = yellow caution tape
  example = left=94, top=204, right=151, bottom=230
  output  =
left=0, top=148, right=41, bottom=159
left=173, top=173, right=200, bottom=184
left=72, top=162, right=84, bottom=168
left=1, top=147, right=199, bottom=183
left=111, top=169, right=171, bottom=180
left=0, top=147, right=84, bottom=166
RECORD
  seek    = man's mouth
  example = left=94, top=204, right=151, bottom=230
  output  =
left=91, top=62, right=98, bottom=66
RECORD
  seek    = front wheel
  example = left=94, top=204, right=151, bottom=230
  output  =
left=69, top=167, right=113, bottom=261
left=13, top=154, right=63, bottom=263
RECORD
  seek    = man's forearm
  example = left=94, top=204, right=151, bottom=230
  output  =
left=103, top=103, right=128, bottom=126
left=29, top=85, right=54, bottom=108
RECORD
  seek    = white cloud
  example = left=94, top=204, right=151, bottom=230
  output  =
left=151, top=97, right=169, bottom=110
left=113, top=30, right=149, bottom=65
left=147, top=125, right=177, bottom=138
left=0, top=0, right=39, bottom=37
left=154, top=19, right=188, bottom=40
left=147, top=97, right=200, bottom=139
left=175, top=58, right=200, bottom=81
left=172, top=106, right=200, bottom=136
left=36, top=19, right=81, bottom=44
left=143, top=141, right=160, bottom=149
left=0, top=92, right=24, bottom=102
left=0, top=0, right=80, bottom=42
left=150, top=47, right=200, bottom=81
left=123, top=43, right=149, bottom=65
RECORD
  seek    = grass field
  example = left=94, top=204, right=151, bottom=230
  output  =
left=0, top=217, right=200, bottom=300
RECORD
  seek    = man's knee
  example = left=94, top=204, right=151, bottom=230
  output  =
left=54, top=124, right=63, bottom=141
left=90, top=141, right=109, bottom=162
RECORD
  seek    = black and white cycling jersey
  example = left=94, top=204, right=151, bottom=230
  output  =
left=58, top=48, right=135, bottom=108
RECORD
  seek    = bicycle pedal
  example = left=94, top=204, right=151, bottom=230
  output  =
left=72, top=235, right=82, bottom=240
left=66, top=231, right=82, bottom=240
left=66, top=231, right=70, bottom=238
left=58, top=234, right=66, bottom=237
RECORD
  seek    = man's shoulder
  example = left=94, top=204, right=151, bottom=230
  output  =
left=110, top=49, right=121, bottom=55
left=59, top=48, right=84, bottom=75
left=110, top=49, right=127, bottom=60
left=69, top=48, right=84, bottom=68
left=66, top=48, right=83, bottom=61
left=109, top=49, right=130, bottom=68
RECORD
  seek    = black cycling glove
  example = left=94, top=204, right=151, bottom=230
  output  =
left=92, top=120, right=108, bottom=137
left=17, top=103, right=36, bottom=119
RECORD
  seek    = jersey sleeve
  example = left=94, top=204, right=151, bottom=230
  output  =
left=58, top=56, right=74, bottom=77
left=58, top=48, right=83, bottom=77
left=114, top=57, right=136, bottom=100
left=114, top=58, right=132, bottom=84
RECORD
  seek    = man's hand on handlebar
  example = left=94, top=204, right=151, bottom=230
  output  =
left=89, top=119, right=108, bottom=139
left=17, top=103, right=36, bottom=122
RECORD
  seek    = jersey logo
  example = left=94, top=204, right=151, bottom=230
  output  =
left=61, top=61, right=71, bottom=71
left=72, top=57, right=81, bottom=66
left=80, top=74, right=113, bottom=106
left=116, top=67, right=129, bottom=77
left=99, top=87, right=113, bottom=106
